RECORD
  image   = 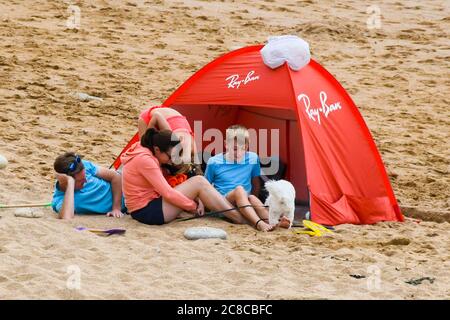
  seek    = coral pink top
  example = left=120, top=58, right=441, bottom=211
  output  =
left=139, top=105, right=166, bottom=124
left=140, top=106, right=193, bottom=135
left=120, top=142, right=197, bottom=213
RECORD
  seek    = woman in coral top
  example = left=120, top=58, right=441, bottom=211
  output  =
left=121, top=128, right=243, bottom=225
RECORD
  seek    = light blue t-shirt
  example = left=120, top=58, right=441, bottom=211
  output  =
left=205, top=152, right=261, bottom=196
left=52, top=160, right=120, bottom=214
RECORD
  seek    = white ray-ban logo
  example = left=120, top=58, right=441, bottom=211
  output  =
left=298, top=91, right=342, bottom=125
left=226, top=70, right=260, bottom=89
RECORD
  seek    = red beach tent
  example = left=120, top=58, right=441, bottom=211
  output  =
left=112, top=45, right=403, bottom=226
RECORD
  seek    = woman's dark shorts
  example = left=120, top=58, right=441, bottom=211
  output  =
left=131, top=197, right=165, bottom=225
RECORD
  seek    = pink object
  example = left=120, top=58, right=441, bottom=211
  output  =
left=166, top=115, right=193, bottom=135
left=139, top=105, right=167, bottom=124
left=140, top=106, right=193, bottom=135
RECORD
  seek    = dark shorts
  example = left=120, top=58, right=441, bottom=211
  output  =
left=131, top=197, right=165, bottom=225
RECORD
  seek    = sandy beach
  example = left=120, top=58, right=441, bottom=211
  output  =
left=0, top=0, right=449, bottom=299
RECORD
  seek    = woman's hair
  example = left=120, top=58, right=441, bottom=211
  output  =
left=141, top=128, right=181, bottom=154
left=54, top=152, right=85, bottom=176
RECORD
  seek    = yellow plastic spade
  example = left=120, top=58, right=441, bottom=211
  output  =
left=303, top=220, right=333, bottom=235
left=292, top=220, right=334, bottom=237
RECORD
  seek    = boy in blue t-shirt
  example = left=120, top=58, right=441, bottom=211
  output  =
left=205, top=125, right=274, bottom=232
left=52, top=152, right=125, bottom=219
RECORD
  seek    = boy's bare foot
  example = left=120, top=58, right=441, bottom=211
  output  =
left=255, top=219, right=275, bottom=232
left=278, top=216, right=291, bottom=229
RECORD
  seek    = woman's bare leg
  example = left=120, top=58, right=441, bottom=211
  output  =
left=162, top=176, right=245, bottom=223
left=227, top=187, right=274, bottom=232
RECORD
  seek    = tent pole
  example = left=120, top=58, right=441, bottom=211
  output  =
left=286, top=119, right=291, bottom=180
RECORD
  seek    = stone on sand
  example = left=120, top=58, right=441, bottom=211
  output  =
left=72, top=92, right=103, bottom=102
left=0, top=154, right=8, bottom=169
left=14, top=208, right=44, bottom=218
left=184, top=227, right=227, bottom=240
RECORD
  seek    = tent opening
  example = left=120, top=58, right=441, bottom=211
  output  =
left=172, top=104, right=310, bottom=218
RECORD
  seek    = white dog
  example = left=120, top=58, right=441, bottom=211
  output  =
left=264, top=180, right=296, bottom=228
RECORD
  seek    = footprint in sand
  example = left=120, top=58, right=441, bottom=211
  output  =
left=384, top=238, right=411, bottom=246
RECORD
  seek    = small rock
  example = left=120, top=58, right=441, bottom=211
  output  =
left=249, top=247, right=262, bottom=254
left=14, top=208, right=44, bottom=218
left=72, top=92, right=103, bottom=102
left=184, top=227, right=227, bottom=240
left=0, top=154, right=8, bottom=169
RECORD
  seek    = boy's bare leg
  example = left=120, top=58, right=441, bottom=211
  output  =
left=248, top=195, right=269, bottom=221
left=248, top=195, right=291, bottom=228
left=226, top=187, right=274, bottom=232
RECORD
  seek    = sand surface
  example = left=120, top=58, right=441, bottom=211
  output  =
left=0, top=0, right=449, bottom=299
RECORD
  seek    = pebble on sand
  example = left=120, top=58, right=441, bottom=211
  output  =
left=14, top=208, right=44, bottom=218
left=184, top=227, right=227, bottom=240
left=0, top=154, right=8, bottom=169
left=72, top=92, right=103, bottom=102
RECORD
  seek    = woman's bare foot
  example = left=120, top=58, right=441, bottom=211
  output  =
left=278, top=216, right=291, bottom=229
left=256, top=219, right=275, bottom=232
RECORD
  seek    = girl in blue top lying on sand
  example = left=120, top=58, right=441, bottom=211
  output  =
left=52, top=152, right=126, bottom=220
left=205, top=125, right=290, bottom=232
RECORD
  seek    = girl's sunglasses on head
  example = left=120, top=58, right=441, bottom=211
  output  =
left=67, top=155, right=81, bottom=173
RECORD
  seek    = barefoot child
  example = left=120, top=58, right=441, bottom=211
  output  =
left=205, top=125, right=285, bottom=232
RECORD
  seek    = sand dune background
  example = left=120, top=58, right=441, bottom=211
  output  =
left=0, top=0, right=449, bottom=299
